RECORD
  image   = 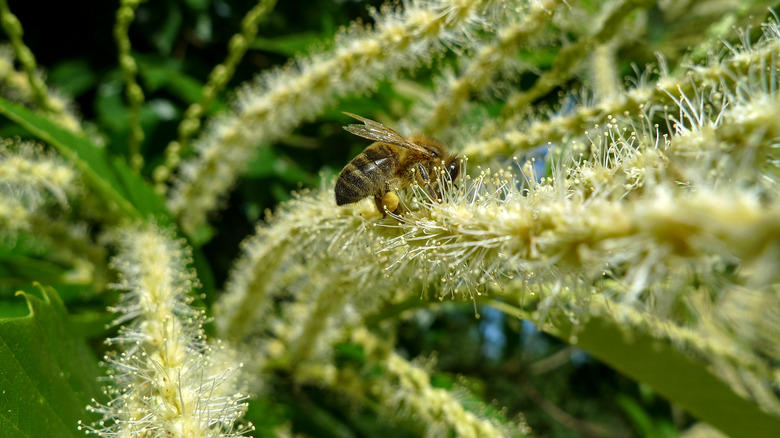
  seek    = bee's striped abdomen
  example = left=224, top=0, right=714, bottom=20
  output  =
left=335, top=143, right=399, bottom=205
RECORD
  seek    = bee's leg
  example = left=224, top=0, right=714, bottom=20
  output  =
left=415, top=163, right=439, bottom=202
left=374, top=194, right=388, bottom=217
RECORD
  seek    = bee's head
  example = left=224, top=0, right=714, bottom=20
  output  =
left=446, top=156, right=461, bottom=182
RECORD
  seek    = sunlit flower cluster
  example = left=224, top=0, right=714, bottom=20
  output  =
left=0, top=140, right=77, bottom=217
left=82, top=226, right=251, bottom=438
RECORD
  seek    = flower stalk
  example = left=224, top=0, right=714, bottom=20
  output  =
left=114, top=0, right=147, bottom=172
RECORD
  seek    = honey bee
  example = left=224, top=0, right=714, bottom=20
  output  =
left=335, top=112, right=461, bottom=215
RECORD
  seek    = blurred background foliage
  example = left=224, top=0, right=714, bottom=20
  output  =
left=2, top=0, right=776, bottom=436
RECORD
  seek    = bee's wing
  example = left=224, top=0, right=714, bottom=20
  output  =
left=342, top=112, right=433, bottom=156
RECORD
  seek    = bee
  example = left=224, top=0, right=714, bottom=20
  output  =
left=335, top=112, right=461, bottom=216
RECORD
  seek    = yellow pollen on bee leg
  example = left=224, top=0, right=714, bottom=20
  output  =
left=382, top=191, right=399, bottom=212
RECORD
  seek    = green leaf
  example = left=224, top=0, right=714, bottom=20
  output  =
left=0, top=228, right=89, bottom=289
left=252, top=32, right=324, bottom=56
left=151, top=4, right=183, bottom=54
left=48, top=59, right=98, bottom=98
left=139, top=59, right=224, bottom=112
left=0, top=299, right=29, bottom=318
left=184, top=0, right=209, bottom=10
left=191, top=246, right=216, bottom=320
left=555, top=313, right=780, bottom=437
left=616, top=394, right=656, bottom=437
left=246, top=147, right=317, bottom=185
left=0, top=254, right=66, bottom=285
left=487, top=298, right=780, bottom=437
left=0, top=285, right=103, bottom=437
left=70, top=311, right=115, bottom=340
left=0, top=98, right=171, bottom=224
left=161, top=71, right=210, bottom=105
left=152, top=69, right=218, bottom=109
left=1, top=284, right=93, bottom=307
left=518, top=48, right=558, bottom=69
